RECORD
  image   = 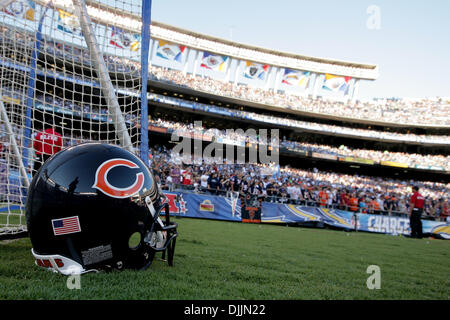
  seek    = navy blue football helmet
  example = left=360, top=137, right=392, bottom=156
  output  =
left=25, top=143, right=177, bottom=274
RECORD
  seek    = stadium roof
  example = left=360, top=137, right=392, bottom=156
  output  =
left=150, top=21, right=379, bottom=80
left=79, top=0, right=378, bottom=80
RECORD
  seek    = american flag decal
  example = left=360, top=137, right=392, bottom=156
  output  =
left=52, top=216, right=81, bottom=236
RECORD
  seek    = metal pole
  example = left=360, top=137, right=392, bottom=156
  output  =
left=139, top=0, right=152, bottom=166
left=0, top=101, right=30, bottom=189
left=72, top=0, right=133, bottom=152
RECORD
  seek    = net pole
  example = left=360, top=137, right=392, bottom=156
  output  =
left=139, top=0, right=151, bottom=166
left=23, top=4, right=49, bottom=175
left=0, top=101, right=30, bottom=189
left=0, top=0, right=14, bottom=10
left=72, top=0, right=134, bottom=152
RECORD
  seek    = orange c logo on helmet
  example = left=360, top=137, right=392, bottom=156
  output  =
left=93, top=158, right=145, bottom=198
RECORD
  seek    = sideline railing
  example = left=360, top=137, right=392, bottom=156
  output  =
left=159, top=183, right=443, bottom=221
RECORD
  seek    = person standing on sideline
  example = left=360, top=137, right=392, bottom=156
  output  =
left=409, top=186, right=424, bottom=239
left=33, top=126, right=63, bottom=174
left=318, top=186, right=329, bottom=207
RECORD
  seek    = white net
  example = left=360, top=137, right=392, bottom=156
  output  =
left=0, top=0, right=147, bottom=237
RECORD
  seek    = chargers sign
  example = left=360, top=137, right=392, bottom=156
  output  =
left=366, top=215, right=410, bottom=235
left=160, top=191, right=448, bottom=239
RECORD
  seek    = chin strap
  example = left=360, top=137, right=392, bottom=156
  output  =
left=145, top=195, right=165, bottom=228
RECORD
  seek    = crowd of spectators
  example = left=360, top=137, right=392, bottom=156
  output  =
left=150, top=145, right=449, bottom=220
left=149, top=92, right=449, bottom=145
left=5, top=83, right=449, bottom=148
left=150, top=66, right=450, bottom=126
left=2, top=84, right=449, bottom=171
left=282, top=141, right=449, bottom=171
left=148, top=118, right=450, bottom=171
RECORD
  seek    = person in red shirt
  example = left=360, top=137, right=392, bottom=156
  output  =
left=409, top=186, right=424, bottom=239
left=441, top=200, right=449, bottom=222
left=369, top=197, right=381, bottom=214
left=182, top=167, right=193, bottom=187
left=33, top=127, right=63, bottom=174
left=339, top=189, right=349, bottom=210
left=348, top=193, right=359, bottom=212
left=318, top=187, right=329, bottom=207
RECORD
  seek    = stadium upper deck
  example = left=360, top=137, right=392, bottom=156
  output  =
left=79, top=0, right=379, bottom=78
left=2, top=0, right=448, bottom=130
left=37, top=0, right=380, bottom=101
left=149, top=20, right=379, bottom=80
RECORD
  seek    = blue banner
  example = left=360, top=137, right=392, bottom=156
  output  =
left=163, top=192, right=241, bottom=222
left=163, top=192, right=449, bottom=239
left=2, top=180, right=448, bottom=239
left=261, top=202, right=321, bottom=224
left=422, top=220, right=450, bottom=239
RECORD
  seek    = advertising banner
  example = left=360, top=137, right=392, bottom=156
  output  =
left=163, top=192, right=241, bottom=222
left=3, top=0, right=35, bottom=21
left=159, top=191, right=449, bottom=239
left=261, top=203, right=321, bottom=224
left=342, top=157, right=375, bottom=165
left=109, top=26, right=140, bottom=51
left=200, top=51, right=229, bottom=72
left=156, top=40, right=186, bottom=63
left=322, top=74, right=351, bottom=93
left=353, top=212, right=411, bottom=235
left=160, top=192, right=449, bottom=239
left=148, top=125, right=168, bottom=133
left=381, top=161, right=408, bottom=168
left=422, top=220, right=450, bottom=239
left=281, top=69, right=310, bottom=87
left=57, top=9, right=83, bottom=36
left=243, top=61, right=269, bottom=80
left=311, top=152, right=337, bottom=161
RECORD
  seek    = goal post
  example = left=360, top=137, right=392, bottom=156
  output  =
left=139, top=0, right=151, bottom=166
left=0, top=0, right=152, bottom=239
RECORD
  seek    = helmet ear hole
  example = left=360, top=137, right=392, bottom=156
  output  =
left=128, top=232, right=142, bottom=249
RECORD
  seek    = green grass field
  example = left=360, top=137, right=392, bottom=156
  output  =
left=0, top=207, right=25, bottom=227
left=0, top=217, right=449, bottom=300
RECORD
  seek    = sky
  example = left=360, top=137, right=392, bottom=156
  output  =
left=150, top=0, right=450, bottom=100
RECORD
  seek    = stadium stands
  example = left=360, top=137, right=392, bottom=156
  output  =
left=2, top=111, right=448, bottom=171
left=149, top=145, right=449, bottom=220
left=150, top=66, right=450, bottom=127
left=2, top=88, right=448, bottom=145
left=0, top=11, right=448, bottom=227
